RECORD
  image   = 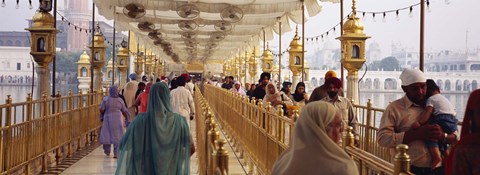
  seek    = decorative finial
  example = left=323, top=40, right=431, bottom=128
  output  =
left=352, top=0, right=357, bottom=15
left=95, top=21, right=102, bottom=35
left=295, top=25, right=299, bottom=35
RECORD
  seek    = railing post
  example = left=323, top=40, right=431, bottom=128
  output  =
left=55, top=91, right=62, bottom=165
left=292, top=110, right=299, bottom=122
left=213, top=139, right=229, bottom=175
left=365, top=99, right=373, bottom=151
left=276, top=105, right=283, bottom=141
left=394, top=144, right=412, bottom=175
left=25, top=93, right=32, bottom=175
left=266, top=102, right=272, bottom=132
left=67, top=90, right=73, bottom=158
left=41, top=93, right=48, bottom=173
left=3, top=95, right=12, bottom=173
left=343, top=126, right=355, bottom=149
left=207, top=121, right=220, bottom=175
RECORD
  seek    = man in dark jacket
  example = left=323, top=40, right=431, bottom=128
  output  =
left=251, top=72, right=271, bottom=101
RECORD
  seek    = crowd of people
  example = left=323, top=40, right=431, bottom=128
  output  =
left=98, top=68, right=479, bottom=175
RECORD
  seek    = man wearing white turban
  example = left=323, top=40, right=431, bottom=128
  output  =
left=377, top=68, right=446, bottom=175
left=272, top=101, right=359, bottom=175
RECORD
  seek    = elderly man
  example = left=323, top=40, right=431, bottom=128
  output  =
left=309, top=70, right=342, bottom=103
left=377, top=68, right=453, bottom=175
left=320, top=77, right=359, bottom=144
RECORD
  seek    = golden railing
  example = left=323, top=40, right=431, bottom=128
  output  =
left=353, top=99, right=392, bottom=162
left=343, top=126, right=413, bottom=175
left=194, top=86, right=229, bottom=175
left=203, top=84, right=414, bottom=175
left=204, top=84, right=296, bottom=175
left=0, top=89, right=106, bottom=175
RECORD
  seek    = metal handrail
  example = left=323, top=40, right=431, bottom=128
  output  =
left=0, top=89, right=106, bottom=174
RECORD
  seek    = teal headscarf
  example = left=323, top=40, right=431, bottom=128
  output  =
left=115, top=82, right=191, bottom=175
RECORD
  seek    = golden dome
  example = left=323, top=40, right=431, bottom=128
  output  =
left=289, top=26, right=302, bottom=51
left=262, top=43, right=273, bottom=60
left=31, top=11, right=54, bottom=28
left=77, top=50, right=91, bottom=64
left=117, top=47, right=129, bottom=57
left=273, top=64, right=279, bottom=71
left=343, top=13, right=364, bottom=34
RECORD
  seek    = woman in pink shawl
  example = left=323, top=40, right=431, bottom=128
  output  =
left=445, top=89, right=480, bottom=175
left=134, top=82, right=152, bottom=114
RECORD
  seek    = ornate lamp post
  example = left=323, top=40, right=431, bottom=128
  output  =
left=262, top=43, right=273, bottom=73
left=336, top=0, right=370, bottom=104
left=145, top=53, right=153, bottom=80
left=89, top=22, right=106, bottom=91
left=248, top=50, right=257, bottom=83
left=25, top=0, right=56, bottom=99
left=116, top=40, right=129, bottom=88
left=134, top=49, right=144, bottom=76
left=288, top=26, right=303, bottom=90
left=77, top=48, right=91, bottom=93
left=104, top=58, right=113, bottom=87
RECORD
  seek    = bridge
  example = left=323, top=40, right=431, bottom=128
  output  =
left=1, top=85, right=423, bottom=175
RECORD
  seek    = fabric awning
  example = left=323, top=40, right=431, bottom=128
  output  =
left=93, top=0, right=338, bottom=64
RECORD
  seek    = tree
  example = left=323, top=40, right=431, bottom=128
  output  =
left=379, top=56, right=400, bottom=71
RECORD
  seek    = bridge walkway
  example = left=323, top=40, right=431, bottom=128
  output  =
left=59, top=119, right=248, bottom=175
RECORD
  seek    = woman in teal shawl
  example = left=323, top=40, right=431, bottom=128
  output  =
left=115, top=82, right=192, bottom=175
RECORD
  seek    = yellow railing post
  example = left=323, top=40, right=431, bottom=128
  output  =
left=365, top=99, right=373, bottom=151
left=55, top=91, right=61, bottom=165
left=41, top=93, right=48, bottom=173
left=25, top=93, right=32, bottom=175
left=213, top=139, right=229, bottom=175
left=67, top=90, right=73, bottom=158
left=394, top=144, right=412, bottom=175
left=3, top=95, right=12, bottom=173
left=343, top=126, right=355, bottom=149
left=276, top=105, right=283, bottom=141
left=207, top=121, right=220, bottom=175
left=292, top=110, right=299, bottom=122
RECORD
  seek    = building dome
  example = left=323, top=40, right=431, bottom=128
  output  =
left=289, top=26, right=302, bottom=52
left=343, top=13, right=364, bottom=34
left=77, top=50, right=90, bottom=64
left=32, top=11, right=55, bottom=28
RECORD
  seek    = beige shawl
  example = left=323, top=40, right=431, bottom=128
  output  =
left=271, top=101, right=359, bottom=175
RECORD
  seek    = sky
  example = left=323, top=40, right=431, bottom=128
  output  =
left=0, top=0, right=478, bottom=59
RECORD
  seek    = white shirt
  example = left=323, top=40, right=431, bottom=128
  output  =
left=170, top=86, right=195, bottom=118
left=185, top=82, right=195, bottom=95
left=426, top=94, right=456, bottom=116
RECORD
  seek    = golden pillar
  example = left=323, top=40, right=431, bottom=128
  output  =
left=336, top=0, right=370, bottom=104
left=262, top=43, right=273, bottom=73
left=288, top=26, right=303, bottom=90
left=134, top=50, right=144, bottom=77
left=104, top=58, right=114, bottom=87
left=145, top=53, right=153, bottom=80
left=117, top=44, right=129, bottom=88
left=25, top=6, right=57, bottom=100
left=77, top=49, right=91, bottom=93
left=89, top=22, right=106, bottom=91
left=248, top=49, right=257, bottom=83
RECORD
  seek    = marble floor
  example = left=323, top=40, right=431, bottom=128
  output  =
left=61, top=121, right=247, bottom=175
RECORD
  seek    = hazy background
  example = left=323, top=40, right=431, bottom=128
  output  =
left=1, top=0, right=478, bottom=59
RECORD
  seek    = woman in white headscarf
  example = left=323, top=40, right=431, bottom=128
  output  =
left=230, top=81, right=246, bottom=96
left=271, top=101, right=359, bottom=175
left=262, top=82, right=293, bottom=108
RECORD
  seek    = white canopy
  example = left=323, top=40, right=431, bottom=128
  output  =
left=94, top=0, right=338, bottom=63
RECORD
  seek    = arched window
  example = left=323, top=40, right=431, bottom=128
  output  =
left=15, top=40, right=21, bottom=46
left=37, top=37, right=45, bottom=52
left=94, top=52, right=100, bottom=60
left=295, top=56, right=301, bottom=65
left=108, top=70, right=113, bottom=78
left=6, top=40, right=13, bottom=46
left=0, top=40, right=4, bottom=46
left=352, top=45, right=360, bottom=58
left=120, top=59, right=125, bottom=65
left=266, top=63, right=270, bottom=69
left=81, top=67, right=87, bottom=77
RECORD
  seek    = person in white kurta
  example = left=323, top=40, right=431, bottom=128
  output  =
left=122, top=73, right=139, bottom=121
left=170, top=76, right=195, bottom=127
